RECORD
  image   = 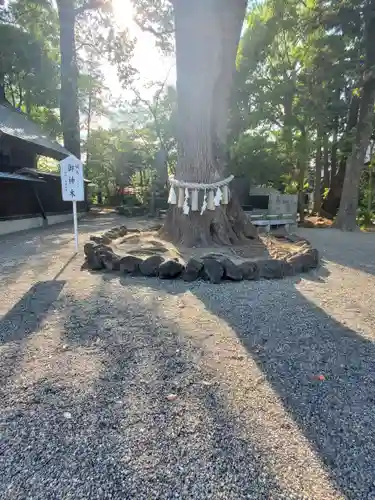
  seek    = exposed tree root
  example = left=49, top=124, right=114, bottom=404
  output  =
left=160, top=197, right=257, bottom=248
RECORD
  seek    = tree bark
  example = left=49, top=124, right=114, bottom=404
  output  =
left=85, top=74, right=93, bottom=174
left=162, top=0, right=254, bottom=246
left=297, top=130, right=308, bottom=223
left=312, top=133, right=322, bottom=214
left=334, top=13, right=375, bottom=230
left=330, top=122, right=338, bottom=181
left=323, top=132, right=330, bottom=190
left=321, top=93, right=360, bottom=217
left=57, top=0, right=81, bottom=158
left=283, top=91, right=294, bottom=170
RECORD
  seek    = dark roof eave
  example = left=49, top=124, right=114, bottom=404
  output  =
left=18, top=167, right=90, bottom=183
left=0, top=104, right=71, bottom=158
left=0, top=171, right=46, bottom=183
left=1, top=133, right=70, bottom=161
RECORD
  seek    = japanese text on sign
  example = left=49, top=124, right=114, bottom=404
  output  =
left=60, top=155, right=85, bottom=201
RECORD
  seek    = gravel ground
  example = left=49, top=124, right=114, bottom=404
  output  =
left=1, top=220, right=375, bottom=499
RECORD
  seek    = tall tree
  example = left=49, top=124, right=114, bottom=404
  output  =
left=57, top=0, right=134, bottom=158
left=134, top=0, right=256, bottom=245
left=335, top=5, right=375, bottom=230
left=57, top=0, right=80, bottom=156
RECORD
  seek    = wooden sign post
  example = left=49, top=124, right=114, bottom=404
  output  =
left=60, top=155, right=85, bottom=253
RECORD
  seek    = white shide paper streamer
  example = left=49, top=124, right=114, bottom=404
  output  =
left=169, top=175, right=233, bottom=216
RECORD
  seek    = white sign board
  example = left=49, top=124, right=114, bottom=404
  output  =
left=60, top=155, right=85, bottom=253
left=60, top=155, right=85, bottom=201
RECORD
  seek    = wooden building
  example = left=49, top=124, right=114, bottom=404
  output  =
left=0, top=101, right=87, bottom=235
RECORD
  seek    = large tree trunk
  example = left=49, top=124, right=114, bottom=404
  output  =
left=323, top=132, right=330, bottom=190
left=162, top=0, right=255, bottom=246
left=57, top=0, right=81, bottom=158
left=312, top=133, right=322, bottom=214
left=334, top=13, right=375, bottom=230
left=321, top=94, right=360, bottom=217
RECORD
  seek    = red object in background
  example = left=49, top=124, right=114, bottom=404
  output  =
left=117, top=186, right=136, bottom=195
left=313, top=374, right=326, bottom=381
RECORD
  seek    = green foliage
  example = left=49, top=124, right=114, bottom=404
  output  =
left=230, top=132, right=288, bottom=186
left=357, top=208, right=374, bottom=228
left=132, top=0, right=174, bottom=52
left=37, top=155, right=59, bottom=173
left=2, top=0, right=374, bottom=219
left=85, top=126, right=158, bottom=202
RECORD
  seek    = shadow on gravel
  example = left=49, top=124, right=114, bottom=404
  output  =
left=187, top=280, right=375, bottom=500
left=0, top=280, right=66, bottom=345
left=0, top=280, right=66, bottom=388
left=298, top=228, right=375, bottom=276
left=0, top=284, right=282, bottom=500
left=0, top=216, right=121, bottom=288
left=93, top=270, right=372, bottom=498
left=301, top=261, right=331, bottom=283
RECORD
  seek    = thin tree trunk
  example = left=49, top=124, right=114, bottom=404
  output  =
left=323, top=132, right=330, bottom=189
left=10, top=86, right=15, bottom=107
left=86, top=75, right=93, bottom=173
left=57, top=0, right=81, bottom=158
left=0, top=77, right=5, bottom=103
left=297, top=130, right=308, bottom=223
left=321, top=93, right=360, bottom=217
left=330, top=122, right=338, bottom=181
left=368, top=164, right=373, bottom=214
left=334, top=13, right=375, bottom=230
left=312, top=134, right=322, bottom=214
left=283, top=91, right=294, bottom=170
left=25, top=90, right=32, bottom=116
left=162, top=0, right=255, bottom=246
left=368, top=142, right=375, bottom=214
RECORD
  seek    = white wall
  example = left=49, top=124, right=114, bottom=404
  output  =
left=0, top=213, right=83, bottom=236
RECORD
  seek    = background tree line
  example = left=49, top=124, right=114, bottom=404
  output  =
left=1, top=0, right=375, bottom=229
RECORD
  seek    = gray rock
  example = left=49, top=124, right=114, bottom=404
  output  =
left=87, top=253, right=104, bottom=271
left=159, top=259, right=185, bottom=279
left=139, top=255, right=165, bottom=277
left=104, top=231, right=117, bottom=241
left=96, top=246, right=114, bottom=261
left=221, top=258, right=243, bottom=281
left=258, top=259, right=285, bottom=279
left=96, top=244, right=113, bottom=254
left=90, top=235, right=110, bottom=245
left=84, top=241, right=98, bottom=257
left=127, top=228, right=141, bottom=234
left=182, top=258, right=203, bottom=282
left=288, top=248, right=319, bottom=273
left=202, top=252, right=227, bottom=261
left=149, top=223, right=163, bottom=231
left=282, top=260, right=295, bottom=276
left=119, top=255, right=143, bottom=274
left=101, top=235, right=112, bottom=245
left=239, top=261, right=260, bottom=280
left=202, top=258, right=224, bottom=284
left=102, top=254, right=121, bottom=271
left=303, top=248, right=319, bottom=267
left=118, top=225, right=128, bottom=237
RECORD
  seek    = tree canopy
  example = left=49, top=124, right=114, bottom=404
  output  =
left=1, top=0, right=374, bottom=231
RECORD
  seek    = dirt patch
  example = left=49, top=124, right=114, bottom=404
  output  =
left=299, top=216, right=333, bottom=229
left=114, top=231, right=268, bottom=265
